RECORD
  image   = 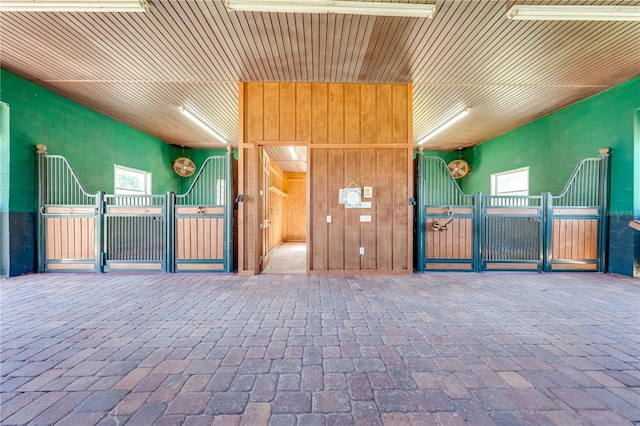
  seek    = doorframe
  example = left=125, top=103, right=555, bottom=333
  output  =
left=238, top=140, right=309, bottom=275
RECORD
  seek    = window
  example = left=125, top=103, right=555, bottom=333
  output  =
left=114, top=165, right=151, bottom=195
left=491, top=167, right=529, bottom=196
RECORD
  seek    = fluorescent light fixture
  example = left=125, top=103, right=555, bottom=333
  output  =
left=417, top=108, right=469, bottom=146
left=179, top=106, right=228, bottom=145
left=226, top=0, right=436, bottom=18
left=288, top=146, right=298, bottom=161
left=506, top=5, right=640, bottom=21
left=0, top=0, right=150, bottom=12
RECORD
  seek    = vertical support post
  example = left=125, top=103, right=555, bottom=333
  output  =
left=36, top=144, right=48, bottom=273
left=597, top=147, right=611, bottom=272
left=165, top=191, right=175, bottom=273
left=542, top=192, right=553, bottom=272
left=473, top=192, right=483, bottom=272
left=224, top=146, right=234, bottom=273
left=415, top=148, right=425, bottom=272
left=95, top=191, right=105, bottom=273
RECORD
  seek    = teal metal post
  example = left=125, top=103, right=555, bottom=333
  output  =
left=95, top=191, right=105, bottom=273
left=473, top=192, right=482, bottom=272
left=36, top=144, right=48, bottom=273
left=542, top=192, right=553, bottom=272
left=165, top=191, right=175, bottom=273
left=597, top=147, right=611, bottom=272
left=224, top=146, right=234, bottom=273
left=415, top=148, right=426, bottom=272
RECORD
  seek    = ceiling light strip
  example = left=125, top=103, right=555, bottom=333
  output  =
left=506, top=5, right=640, bottom=21
left=0, top=0, right=150, bottom=12
left=417, top=108, right=469, bottom=146
left=226, top=0, right=436, bottom=18
left=179, top=106, right=228, bottom=145
left=288, top=146, right=298, bottom=161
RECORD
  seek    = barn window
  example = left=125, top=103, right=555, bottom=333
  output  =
left=491, top=167, right=529, bottom=196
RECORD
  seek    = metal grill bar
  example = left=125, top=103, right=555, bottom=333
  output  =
left=177, top=156, right=226, bottom=206
left=553, top=158, right=601, bottom=207
left=421, top=156, right=472, bottom=206
left=45, top=155, right=94, bottom=206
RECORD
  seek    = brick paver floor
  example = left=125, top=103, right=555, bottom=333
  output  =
left=1, top=272, right=639, bottom=425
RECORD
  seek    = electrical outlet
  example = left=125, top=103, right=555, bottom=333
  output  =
left=359, top=247, right=365, bottom=255
left=327, top=215, right=332, bottom=223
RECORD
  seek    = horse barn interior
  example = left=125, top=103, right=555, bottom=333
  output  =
left=2, top=0, right=638, bottom=278
left=1, top=2, right=640, bottom=424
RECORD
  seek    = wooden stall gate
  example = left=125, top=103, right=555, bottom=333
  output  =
left=174, top=156, right=234, bottom=272
left=37, top=153, right=100, bottom=272
left=37, top=147, right=235, bottom=273
left=415, top=149, right=610, bottom=272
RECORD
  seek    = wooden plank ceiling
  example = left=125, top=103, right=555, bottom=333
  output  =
left=1, top=0, right=639, bottom=162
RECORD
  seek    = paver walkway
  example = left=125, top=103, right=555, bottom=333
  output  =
left=1, top=272, right=639, bottom=425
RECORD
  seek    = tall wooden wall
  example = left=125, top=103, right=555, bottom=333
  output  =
left=284, top=173, right=306, bottom=241
left=239, top=82, right=413, bottom=274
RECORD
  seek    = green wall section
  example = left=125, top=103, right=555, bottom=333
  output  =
left=0, top=102, right=9, bottom=212
left=0, top=69, right=181, bottom=212
left=459, top=78, right=639, bottom=215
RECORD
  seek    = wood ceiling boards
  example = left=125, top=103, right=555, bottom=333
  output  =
left=1, top=0, right=638, bottom=155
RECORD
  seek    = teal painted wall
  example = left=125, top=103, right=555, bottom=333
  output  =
left=0, top=69, right=188, bottom=276
left=1, top=102, right=10, bottom=277
left=0, top=69, right=181, bottom=213
left=0, top=102, right=9, bottom=212
left=459, top=78, right=639, bottom=215
left=454, top=77, right=639, bottom=276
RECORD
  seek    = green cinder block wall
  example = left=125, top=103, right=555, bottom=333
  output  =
left=0, top=69, right=183, bottom=276
left=458, top=77, right=639, bottom=276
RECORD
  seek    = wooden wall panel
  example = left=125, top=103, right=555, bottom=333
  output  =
left=344, top=84, right=360, bottom=144
left=377, top=85, right=392, bottom=143
left=343, top=149, right=361, bottom=270
left=263, top=83, right=280, bottom=141
left=360, top=149, right=376, bottom=269
left=312, top=149, right=328, bottom=270
left=280, top=83, right=296, bottom=141
left=268, top=160, right=285, bottom=253
left=328, top=84, right=344, bottom=144
left=240, top=82, right=412, bottom=273
left=327, top=151, right=344, bottom=269
left=376, top=149, right=393, bottom=270
left=296, top=83, right=312, bottom=141
left=312, top=84, right=328, bottom=144
left=284, top=173, right=307, bottom=241
left=361, top=84, right=376, bottom=143
left=392, top=85, right=409, bottom=144
left=392, top=148, right=409, bottom=270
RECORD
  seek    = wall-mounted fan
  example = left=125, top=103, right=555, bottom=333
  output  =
left=447, top=149, right=469, bottom=179
left=173, top=157, right=196, bottom=177
left=173, top=145, right=196, bottom=177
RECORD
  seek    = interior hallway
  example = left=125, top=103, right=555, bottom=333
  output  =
left=1, top=272, right=639, bottom=425
left=262, top=242, right=306, bottom=274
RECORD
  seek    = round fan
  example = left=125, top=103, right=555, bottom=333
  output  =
left=173, top=157, right=196, bottom=177
left=448, top=159, right=469, bottom=179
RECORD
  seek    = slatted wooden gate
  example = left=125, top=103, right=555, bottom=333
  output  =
left=37, top=148, right=235, bottom=273
left=37, top=154, right=100, bottom=272
left=174, top=156, right=233, bottom=272
left=416, top=149, right=610, bottom=272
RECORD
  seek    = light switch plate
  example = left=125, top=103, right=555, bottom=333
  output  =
left=327, top=215, right=332, bottom=223
left=360, top=215, right=372, bottom=222
left=359, top=247, right=365, bottom=255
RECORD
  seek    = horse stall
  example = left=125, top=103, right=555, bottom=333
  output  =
left=37, top=147, right=235, bottom=273
left=415, top=149, right=610, bottom=272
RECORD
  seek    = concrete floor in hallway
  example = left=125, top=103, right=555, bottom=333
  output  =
left=1, top=272, right=639, bottom=425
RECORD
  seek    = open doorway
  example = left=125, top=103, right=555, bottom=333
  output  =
left=259, top=145, right=307, bottom=274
